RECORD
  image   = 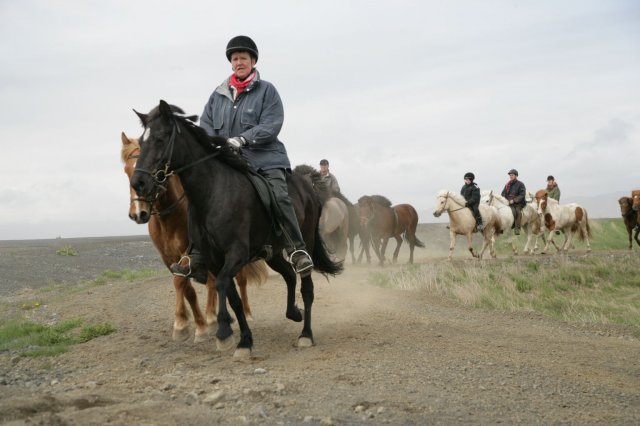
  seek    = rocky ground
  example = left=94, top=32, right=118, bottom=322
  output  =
left=0, top=228, right=638, bottom=425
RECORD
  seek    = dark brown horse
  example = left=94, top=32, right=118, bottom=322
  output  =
left=357, top=195, right=425, bottom=265
left=121, top=133, right=267, bottom=343
left=618, top=196, right=640, bottom=249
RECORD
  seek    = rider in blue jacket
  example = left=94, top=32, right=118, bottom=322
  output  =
left=171, top=36, right=313, bottom=281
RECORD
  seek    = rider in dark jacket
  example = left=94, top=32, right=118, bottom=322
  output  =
left=460, top=172, right=483, bottom=231
left=501, top=169, right=526, bottom=235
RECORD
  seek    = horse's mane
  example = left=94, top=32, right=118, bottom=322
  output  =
left=437, top=189, right=466, bottom=206
left=147, top=103, right=250, bottom=173
left=293, top=164, right=330, bottom=202
left=358, top=194, right=392, bottom=207
left=120, top=136, right=139, bottom=163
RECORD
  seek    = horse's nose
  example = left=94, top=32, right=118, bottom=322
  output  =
left=433, top=211, right=440, bottom=218
left=130, top=174, right=146, bottom=197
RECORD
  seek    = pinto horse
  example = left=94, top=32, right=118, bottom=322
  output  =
left=432, top=190, right=500, bottom=260
left=534, top=189, right=592, bottom=253
left=357, top=195, right=425, bottom=265
left=481, top=190, right=543, bottom=255
left=130, top=101, right=342, bottom=357
left=121, top=133, right=267, bottom=343
left=618, top=196, right=640, bottom=249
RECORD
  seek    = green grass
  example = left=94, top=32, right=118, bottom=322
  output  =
left=369, top=219, right=640, bottom=336
left=55, top=246, right=77, bottom=256
left=0, top=318, right=115, bottom=357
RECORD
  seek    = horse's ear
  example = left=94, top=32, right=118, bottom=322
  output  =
left=121, top=132, right=130, bottom=145
left=159, top=100, right=172, bottom=119
left=133, top=109, right=148, bottom=127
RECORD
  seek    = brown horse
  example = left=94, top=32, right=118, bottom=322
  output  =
left=357, top=195, right=425, bottom=265
left=120, top=133, right=267, bottom=343
left=632, top=190, right=640, bottom=208
left=618, top=196, right=640, bottom=249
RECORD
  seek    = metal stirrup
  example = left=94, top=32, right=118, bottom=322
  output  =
left=287, top=249, right=313, bottom=273
left=171, top=255, right=192, bottom=277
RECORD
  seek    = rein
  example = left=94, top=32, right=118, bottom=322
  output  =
left=134, top=116, right=221, bottom=206
left=443, top=192, right=466, bottom=213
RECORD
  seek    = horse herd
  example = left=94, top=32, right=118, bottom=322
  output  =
left=120, top=101, right=638, bottom=357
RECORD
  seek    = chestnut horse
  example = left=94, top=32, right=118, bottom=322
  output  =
left=121, top=133, right=267, bottom=343
left=357, top=195, right=425, bottom=265
left=534, top=189, right=592, bottom=253
left=432, top=190, right=501, bottom=260
left=618, top=196, right=640, bottom=249
left=632, top=189, right=640, bottom=212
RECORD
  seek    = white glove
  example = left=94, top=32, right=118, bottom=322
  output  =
left=227, top=136, right=247, bottom=151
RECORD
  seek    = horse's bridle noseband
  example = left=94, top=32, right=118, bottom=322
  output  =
left=134, top=115, right=220, bottom=208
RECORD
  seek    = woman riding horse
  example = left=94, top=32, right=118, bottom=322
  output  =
left=171, top=35, right=313, bottom=281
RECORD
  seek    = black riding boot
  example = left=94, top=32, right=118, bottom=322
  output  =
left=262, top=168, right=314, bottom=276
left=169, top=248, right=208, bottom=284
left=476, top=217, right=484, bottom=232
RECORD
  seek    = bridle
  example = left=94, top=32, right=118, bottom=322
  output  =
left=440, top=192, right=466, bottom=213
left=134, top=115, right=220, bottom=208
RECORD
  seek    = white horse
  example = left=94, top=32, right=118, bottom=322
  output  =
left=534, top=189, right=592, bottom=253
left=433, top=190, right=501, bottom=260
left=481, top=190, right=543, bottom=255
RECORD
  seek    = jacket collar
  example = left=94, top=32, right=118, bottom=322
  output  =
left=216, top=69, right=261, bottom=101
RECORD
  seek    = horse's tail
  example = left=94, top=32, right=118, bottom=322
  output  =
left=312, top=225, right=344, bottom=276
left=580, top=211, right=592, bottom=241
left=238, top=260, right=269, bottom=286
left=403, top=231, right=425, bottom=248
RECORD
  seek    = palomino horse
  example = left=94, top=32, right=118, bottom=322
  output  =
left=618, top=196, right=640, bottom=249
left=481, top=190, right=543, bottom=255
left=121, top=133, right=267, bottom=343
left=432, top=190, right=500, bottom=260
left=357, top=195, right=425, bottom=265
left=130, top=101, right=342, bottom=357
left=534, top=189, right=592, bottom=253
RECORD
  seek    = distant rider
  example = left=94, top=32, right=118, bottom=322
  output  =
left=501, top=169, right=526, bottom=235
left=460, top=172, right=483, bottom=232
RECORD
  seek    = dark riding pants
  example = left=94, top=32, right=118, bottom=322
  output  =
left=260, top=168, right=307, bottom=253
left=509, top=205, right=523, bottom=230
left=469, top=204, right=482, bottom=226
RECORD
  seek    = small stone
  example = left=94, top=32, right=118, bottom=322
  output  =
left=185, top=391, right=199, bottom=405
left=275, top=382, right=285, bottom=393
left=50, top=379, right=59, bottom=386
left=235, top=416, right=249, bottom=425
left=254, top=368, right=267, bottom=375
left=303, top=416, right=314, bottom=422
left=377, top=407, right=385, bottom=414
left=320, top=417, right=334, bottom=425
left=354, top=405, right=365, bottom=413
left=203, top=390, right=225, bottom=406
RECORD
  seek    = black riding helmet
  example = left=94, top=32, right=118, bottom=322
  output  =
left=507, top=169, right=519, bottom=176
left=226, top=35, right=259, bottom=62
left=464, top=172, right=475, bottom=181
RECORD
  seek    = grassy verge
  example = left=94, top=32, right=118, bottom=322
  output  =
left=368, top=254, right=640, bottom=336
left=0, top=268, right=164, bottom=357
left=0, top=318, right=115, bottom=357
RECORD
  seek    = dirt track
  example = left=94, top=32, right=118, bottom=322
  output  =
left=0, top=228, right=638, bottom=425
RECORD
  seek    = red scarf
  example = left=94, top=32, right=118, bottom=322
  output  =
left=229, top=70, right=256, bottom=98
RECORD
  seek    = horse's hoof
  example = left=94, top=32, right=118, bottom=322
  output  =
left=233, top=347, right=251, bottom=358
left=172, top=326, right=190, bottom=342
left=194, top=328, right=210, bottom=344
left=245, top=314, right=254, bottom=322
left=297, top=337, right=313, bottom=348
left=215, top=336, right=236, bottom=351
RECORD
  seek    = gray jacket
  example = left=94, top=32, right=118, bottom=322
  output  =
left=199, top=70, right=290, bottom=171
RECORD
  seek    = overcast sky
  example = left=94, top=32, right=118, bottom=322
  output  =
left=1, top=1, right=638, bottom=240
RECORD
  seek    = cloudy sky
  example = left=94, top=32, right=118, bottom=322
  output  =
left=1, top=1, right=638, bottom=240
